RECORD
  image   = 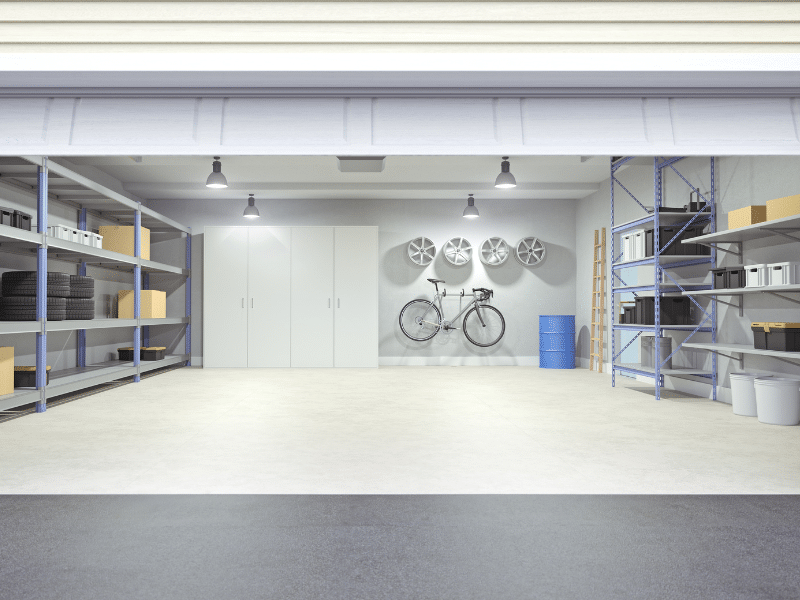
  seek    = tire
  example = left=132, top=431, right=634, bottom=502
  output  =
left=69, top=275, right=94, bottom=287
left=68, top=287, right=94, bottom=299
left=65, top=312, right=95, bottom=320
left=1, top=311, right=67, bottom=321
left=2, top=271, right=70, bottom=284
left=399, top=299, right=441, bottom=341
left=463, top=304, right=505, bottom=347
left=2, top=285, right=71, bottom=298
left=1, top=296, right=67, bottom=309
left=66, top=298, right=94, bottom=310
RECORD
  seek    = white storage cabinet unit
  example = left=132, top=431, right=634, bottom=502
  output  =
left=204, top=226, right=378, bottom=368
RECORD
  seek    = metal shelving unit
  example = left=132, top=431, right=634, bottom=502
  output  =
left=610, top=156, right=717, bottom=401
left=680, top=205, right=800, bottom=371
left=0, top=156, right=192, bottom=414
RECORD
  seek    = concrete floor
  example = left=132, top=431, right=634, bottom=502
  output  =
left=0, top=366, right=798, bottom=494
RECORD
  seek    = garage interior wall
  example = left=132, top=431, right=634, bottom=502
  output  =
left=145, top=194, right=576, bottom=366
left=575, top=156, right=800, bottom=402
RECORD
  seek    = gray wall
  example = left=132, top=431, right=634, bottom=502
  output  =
left=145, top=196, right=577, bottom=365
left=574, top=157, right=800, bottom=401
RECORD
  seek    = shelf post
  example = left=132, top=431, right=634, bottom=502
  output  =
left=710, top=157, right=718, bottom=402
left=654, top=158, right=662, bottom=400
left=610, top=158, right=615, bottom=388
left=35, top=159, right=49, bottom=412
left=77, top=207, right=87, bottom=368
left=133, top=205, right=141, bottom=383
left=186, top=229, right=192, bottom=366
left=142, top=271, right=150, bottom=348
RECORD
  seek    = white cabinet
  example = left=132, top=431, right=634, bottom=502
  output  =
left=203, top=227, right=249, bottom=367
left=334, top=227, right=379, bottom=368
left=290, top=227, right=335, bottom=367
left=204, top=226, right=378, bottom=368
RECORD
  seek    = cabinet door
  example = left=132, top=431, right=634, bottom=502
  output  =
left=204, top=227, right=248, bottom=367
left=248, top=227, right=291, bottom=367
left=290, top=227, right=334, bottom=367
left=334, top=227, right=379, bottom=367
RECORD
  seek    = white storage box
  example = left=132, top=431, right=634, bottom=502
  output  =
left=631, top=229, right=645, bottom=260
left=767, top=262, right=800, bottom=287
left=47, top=224, right=73, bottom=242
left=89, top=232, right=103, bottom=249
left=74, top=230, right=92, bottom=246
left=745, top=264, right=768, bottom=288
left=621, top=233, right=633, bottom=262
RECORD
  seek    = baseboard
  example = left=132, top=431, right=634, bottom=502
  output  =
left=379, top=356, right=540, bottom=366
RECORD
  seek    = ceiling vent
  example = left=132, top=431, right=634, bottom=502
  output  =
left=337, top=156, right=386, bottom=173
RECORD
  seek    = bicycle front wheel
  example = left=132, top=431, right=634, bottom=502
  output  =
left=463, top=304, right=505, bottom=347
left=399, top=299, right=441, bottom=341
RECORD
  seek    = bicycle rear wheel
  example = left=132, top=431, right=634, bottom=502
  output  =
left=399, top=300, right=441, bottom=341
left=463, top=304, right=505, bottom=347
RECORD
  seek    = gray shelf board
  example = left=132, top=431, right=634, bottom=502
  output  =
left=682, top=284, right=800, bottom=297
left=141, top=258, right=189, bottom=276
left=0, top=224, right=42, bottom=245
left=0, top=355, right=188, bottom=412
left=613, top=212, right=709, bottom=233
left=614, top=324, right=713, bottom=331
left=683, top=213, right=800, bottom=245
left=682, top=342, right=800, bottom=361
left=612, top=285, right=688, bottom=296
left=46, top=239, right=187, bottom=276
left=0, top=317, right=189, bottom=335
left=616, top=363, right=713, bottom=377
left=614, top=254, right=705, bottom=267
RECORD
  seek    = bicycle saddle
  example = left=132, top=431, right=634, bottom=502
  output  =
left=427, top=278, right=445, bottom=284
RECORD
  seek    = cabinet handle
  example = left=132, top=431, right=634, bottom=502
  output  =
left=251, top=298, right=254, bottom=308
left=328, top=298, right=331, bottom=308
left=338, top=298, right=340, bottom=308
left=242, top=298, right=244, bottom=308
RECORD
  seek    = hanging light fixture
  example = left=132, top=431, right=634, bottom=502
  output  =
left=494, top=156, right=517, bottom=189
left=462, top=194, right=479, bottom=219
left=206, top=156, right=228, bottom=189
left=243, top=194, right=260, bottom=219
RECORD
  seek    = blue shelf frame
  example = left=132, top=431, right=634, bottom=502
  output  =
left=610, top=157, right=718, bottom=401
left=18, top=156, right=192, bottom=413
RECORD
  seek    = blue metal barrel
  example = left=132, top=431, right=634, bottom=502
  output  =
left=539, top=315, right=575, bottom=369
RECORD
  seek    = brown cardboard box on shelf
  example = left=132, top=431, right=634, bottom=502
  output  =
left=98, top=225, right=150, bottom=260
left=118, top=290, right=166, bottom=319
left=0, top=347, right=13, bottom=395
left=766, top=194, right=800, bottom=221
left=728, top=205, right=767, bottom=230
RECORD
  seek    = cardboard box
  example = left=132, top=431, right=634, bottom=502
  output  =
left=0, top=347, right=13, bottom=395
left=766, top=194, right=800, bottom=221
left=99, top=226, right=150, bottom=260
left=118, top=290, right=166, bottom=319
left=728, top=205, right=767, bottom=230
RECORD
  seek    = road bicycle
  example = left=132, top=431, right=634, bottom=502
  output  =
left=399, top=278, right=505, bottom=347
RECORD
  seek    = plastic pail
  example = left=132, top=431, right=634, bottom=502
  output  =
left=754, top=377, right=800, bottom=426
left=539, top=315, right=575, bottom=369
left=729, top=372, right=770, bottom=417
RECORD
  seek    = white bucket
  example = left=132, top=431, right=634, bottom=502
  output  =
left=729, top=372, right=770, bottom=417
left=754, top=377, right=800, bottom=426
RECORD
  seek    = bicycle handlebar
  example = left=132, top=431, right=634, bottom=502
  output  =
left=472, top=287, right=493, bottom=299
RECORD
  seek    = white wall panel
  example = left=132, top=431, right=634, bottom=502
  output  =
left=2, top=96, right=800, bottom=155
left=70, top=98, right=199, bottom=146
left=521, top=98, right=648, bottom=145
left=222, top=98, right=347, bottom=146
left=0, top=98, right=50, bottom=145
left=669, top=98, right=800, bottom=144
left=371, top=98, right=498, bottom=146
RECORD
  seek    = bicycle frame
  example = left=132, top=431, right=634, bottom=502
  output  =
left=420, top=290, right=489, bottom=330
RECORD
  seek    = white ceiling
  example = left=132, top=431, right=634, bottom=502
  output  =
left=63, top=155, right=614, bottom=203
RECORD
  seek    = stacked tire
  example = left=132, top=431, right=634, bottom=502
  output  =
left=1, top=271, right=69, bottom=321
left=67, top=275, right=95, bottom=320
left=0, top=271, right=95, bottom=321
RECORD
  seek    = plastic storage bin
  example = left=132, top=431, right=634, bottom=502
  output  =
left=14, top=366, right=50, bottom=387
left=13, top=210, right=31, bottom=231
left=745, top=264, right=768, bottom=288
left=712, top=268, right=729, bottom=289
left=634, top=297, right=691, bottom=326
left=751, top=323, right=800, bottom=352
left=631, top=229, right=645, bottom=260
left=623, top=305, right=636, bottom=324
left=142, top=347, right=166, bottom=361
left=754, top=377, right=800, bottom=425
left=89, top=233, right=103, bottom=249
left=539, top=315, right=575, bottom=369
left=727, top=267, right=745, bottom=289
left=641, top=336, right=653, bottom=368
left=767, top=262, right=799, bottom=286
left=729, top=372, right=769, bottom=417
left=0, top=207, right=13, bottom=227
left=48, top=225, right=73, bottom=242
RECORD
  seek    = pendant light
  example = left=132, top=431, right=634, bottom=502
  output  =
left=206, top=156, right=228, bottom=189
left=462, top=194, right=479, bottom=219
left=494, top=156, right=516, bottom=189
left=243, top=194, right=260, bottom=219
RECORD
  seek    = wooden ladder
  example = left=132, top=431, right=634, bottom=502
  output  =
left=590, top=228, right=606, bottom=372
